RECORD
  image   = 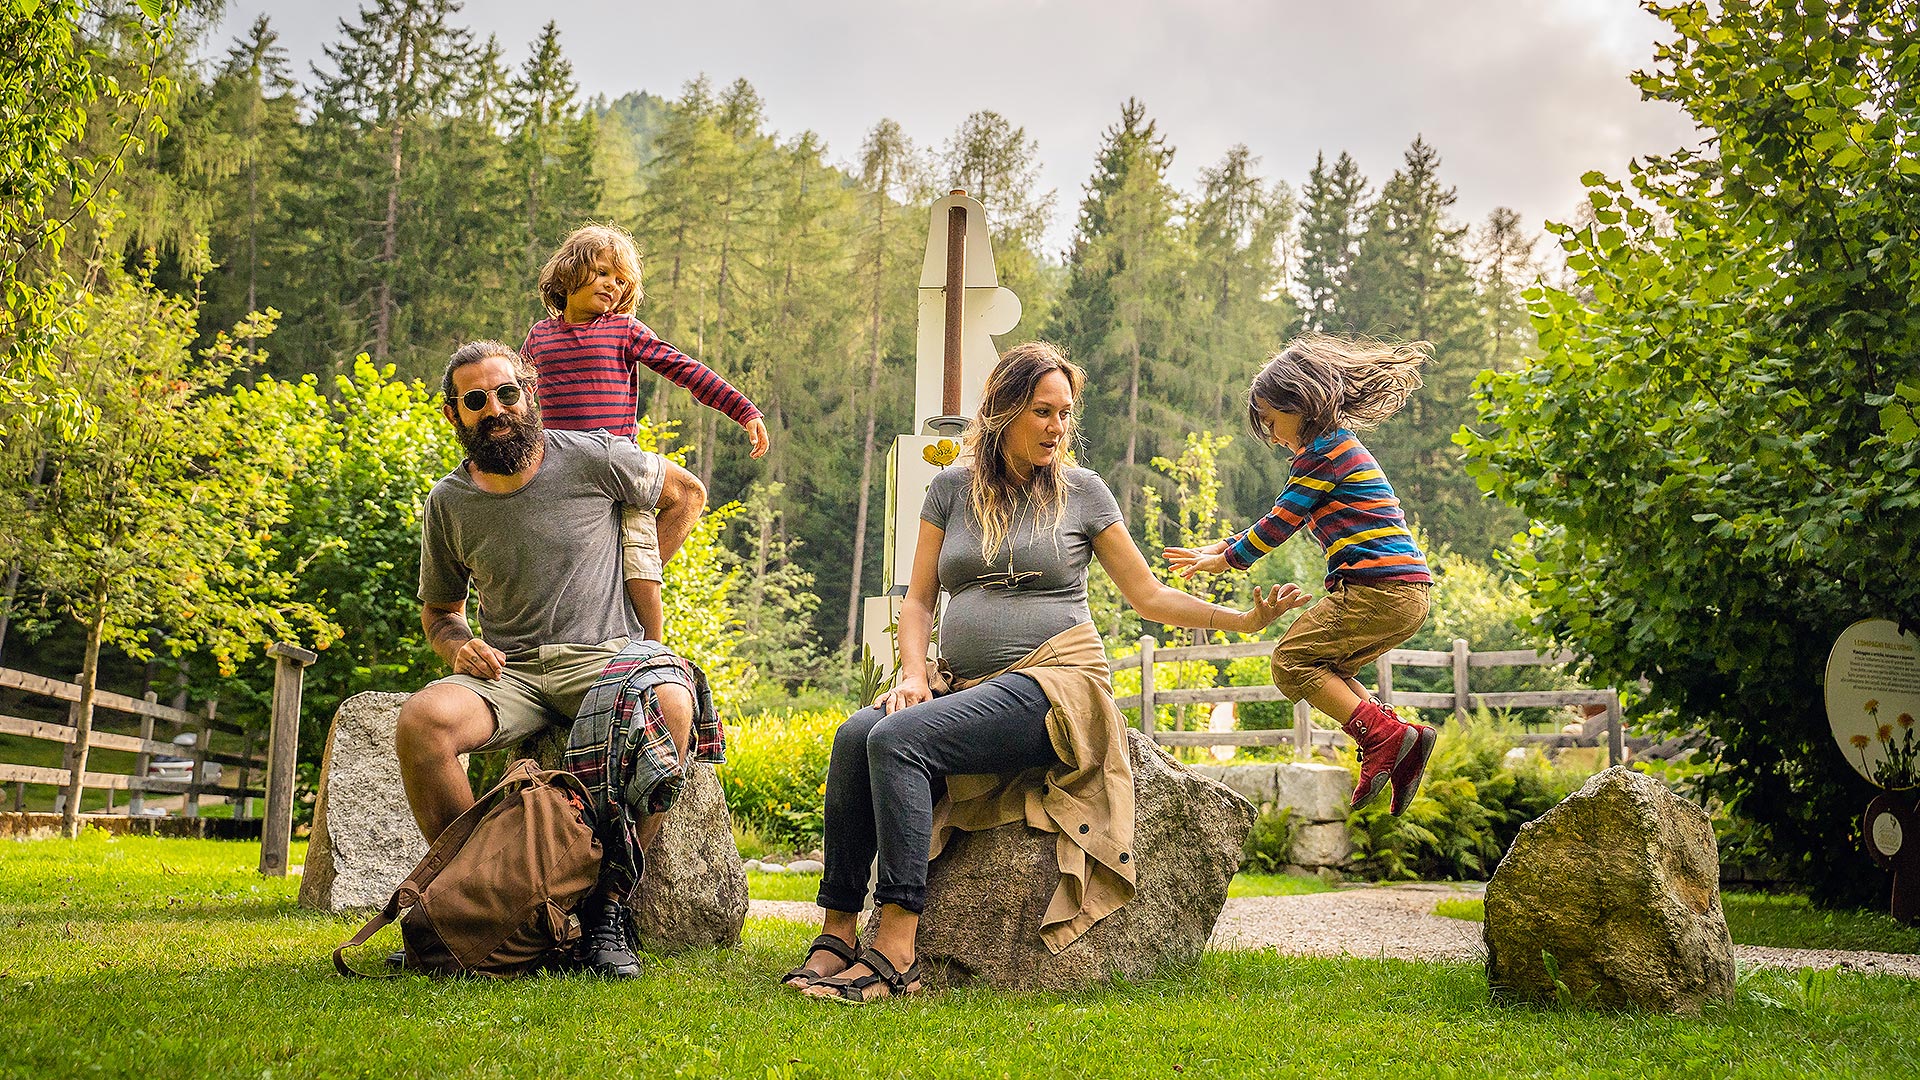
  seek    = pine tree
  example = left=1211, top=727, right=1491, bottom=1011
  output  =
left=1188, top=144, right=1298, bottom=516
left=1472, top=206, right=1539, bottom=370
left=1344, top=136, right=1512, bottom=558
left=301, top=0, right=474, bottom=370
left=1049, top=99, right=1190, bottom=521
left=509, top=21, right=598, bottom=271
left=943, top=110, right=1056, bottom=335
left=1293, top=151, right=1369, bottom=332
left=841, top=118, right=918, bottom=654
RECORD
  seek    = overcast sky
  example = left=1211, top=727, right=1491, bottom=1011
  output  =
left=212, top=0, right=1702, bottom=256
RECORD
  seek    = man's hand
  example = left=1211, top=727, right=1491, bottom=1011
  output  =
left=1165, top=538, right=1232, bottom=579
left=743, top=417, right=770, bottom=459
left=451, top=638, right=508, bottom=680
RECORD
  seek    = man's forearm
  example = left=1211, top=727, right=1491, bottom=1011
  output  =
left=423, top=608, right=476, bottom=666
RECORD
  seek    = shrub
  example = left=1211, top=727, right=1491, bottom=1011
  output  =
left=715, top=708, right=843, bottom=850
left=1225, top=654, right=1291, bottom=728
left=1241, top=803, right=1296, bottom=874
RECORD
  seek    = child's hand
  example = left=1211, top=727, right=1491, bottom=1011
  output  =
left=1164, top=542, right=1230, bottom=578
left=1237, top=583, right=1311, bottom=632
left=743, top=417, right=770, bottom=459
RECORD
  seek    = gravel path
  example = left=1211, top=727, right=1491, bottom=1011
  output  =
left=750, top=883, right=1920, bottom=978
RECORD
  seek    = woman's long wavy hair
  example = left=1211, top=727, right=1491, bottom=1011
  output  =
left=1246, top=333, right=1431, bottom=446
left=961, top=341, right=1086, bottom=562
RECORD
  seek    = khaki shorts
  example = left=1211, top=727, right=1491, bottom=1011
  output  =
left=1270, top=581, right=1431, bottom=700
left=621, top=505, right=663, bottom=583
left=429, top=637, right=630, bottom=752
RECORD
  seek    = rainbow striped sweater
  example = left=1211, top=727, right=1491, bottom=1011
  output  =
left=1224, top=428, right=1431, bottom=587
left=522, top=313, right=761, bottom=439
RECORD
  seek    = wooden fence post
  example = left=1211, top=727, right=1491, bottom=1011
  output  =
left=129, top=690, right=157, bottom=818
left=1137, top=635, right=1156, bottom=740
left=185, top=701, right=214, bottom=819
left=235, top=728, right=255, bottom=820
left=1452, top=638, right=1471, bottom=724
left=1605, top=688, right=1625, bottom=767
left=58, top=686, right=80, bottom=817
left=1293, top=699, right=1312, bottom=762
left=1377, top=654, right=1394, bottom=707
left=260, top=642, right=317, bottom=877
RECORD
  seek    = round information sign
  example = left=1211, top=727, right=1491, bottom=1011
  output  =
left=1872, top=810, right=1905, bottom=858
left=1826, top=619, right=1920, bottom=791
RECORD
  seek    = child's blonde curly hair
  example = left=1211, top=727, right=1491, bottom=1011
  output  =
left=1247, top=333, right=1430, bottom=446
left=537, top=223, right=643, bottom=318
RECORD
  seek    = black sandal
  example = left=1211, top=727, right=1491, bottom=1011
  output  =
left=781, top=933, right=857, bottom=989
left=811, top=945, right=924, bottom=1004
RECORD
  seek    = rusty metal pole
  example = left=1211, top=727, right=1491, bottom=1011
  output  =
left=942, top=190, right=967, bottom=417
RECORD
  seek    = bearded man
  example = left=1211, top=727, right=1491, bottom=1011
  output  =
left=393, top=339, right=707, bottom=976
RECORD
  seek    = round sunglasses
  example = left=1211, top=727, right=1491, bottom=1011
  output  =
left=458, top=382, right=525, bottom=412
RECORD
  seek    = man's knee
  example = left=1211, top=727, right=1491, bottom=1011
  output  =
left=396, top=684, right=494, bottom=762
left=653, top=682, right=694, bottom=751
left=657, top=461, right=706, bottom=515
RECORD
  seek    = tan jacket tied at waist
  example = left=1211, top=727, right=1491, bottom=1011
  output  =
left=928, top=619, right=1135, bottom=953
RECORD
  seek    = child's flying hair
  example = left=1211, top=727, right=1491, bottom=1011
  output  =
left=1246, top=333, right=1432, bottom=446
left=537, top=223, right=644, bottom=318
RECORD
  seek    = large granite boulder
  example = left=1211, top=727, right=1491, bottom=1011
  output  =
left=628, top=762, right=749, bottom=951
left=300, top=691, right=747, bottom=954
left=902, top=728, right=1253, bottom=991
left=1485, top=766, right=1734, bottom=1013
left=299, top=692, right=434, bottom=912
left=1194, top=760, right=1353, bottom=870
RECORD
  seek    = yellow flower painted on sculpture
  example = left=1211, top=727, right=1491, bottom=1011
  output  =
left=922, top=439, right=959, bottom=467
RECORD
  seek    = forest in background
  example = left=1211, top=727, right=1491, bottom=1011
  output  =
left=1, top=0, right=1552, bottom=714
left=87, top=0, right=1542, bottom=655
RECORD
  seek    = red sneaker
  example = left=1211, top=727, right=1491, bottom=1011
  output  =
left=1341, top=701, right=1415, bottom=811
left=1388, top=722, right=1437, bottom=816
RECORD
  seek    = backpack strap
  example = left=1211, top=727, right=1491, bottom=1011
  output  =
left=331, top=760, right=548, bottom=977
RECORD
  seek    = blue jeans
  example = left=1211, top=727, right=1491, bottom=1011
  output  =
left=817, top=673, right=1058, bottom=914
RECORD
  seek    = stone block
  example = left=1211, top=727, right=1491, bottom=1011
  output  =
left=1485, top=766, right=1734, bottom=1013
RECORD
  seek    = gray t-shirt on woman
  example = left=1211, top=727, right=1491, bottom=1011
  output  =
left=920, top=465, right=1125, bottom=680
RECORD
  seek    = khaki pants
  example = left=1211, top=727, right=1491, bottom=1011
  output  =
left=620, top=505, right=663, bottom=583
left=429, top=637, right=631, bottom=752
left=1270, top=581, right=1431, bottom=701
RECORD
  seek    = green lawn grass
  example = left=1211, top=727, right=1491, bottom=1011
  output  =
left=1427, top=894, right=1920, bottom=956
left=3, top=834, right=1917, bottom=1079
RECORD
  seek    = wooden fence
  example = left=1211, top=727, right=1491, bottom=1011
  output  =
left=0, top=641, right=317, bottom=875
left=1111, top=636, right=1636, bottom=766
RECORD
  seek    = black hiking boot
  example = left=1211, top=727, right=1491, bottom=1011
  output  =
left=576, top=896, right=643, bottom=978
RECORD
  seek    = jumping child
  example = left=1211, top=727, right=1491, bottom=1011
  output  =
left=1166, top=333, right=1435, bottom=815
left=525, top=224, right=770, bottom=641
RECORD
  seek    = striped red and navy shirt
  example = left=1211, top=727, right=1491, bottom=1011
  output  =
left=1225, top=428, right=1431, bottom=588
left=521, top=313, right=762, bottom=439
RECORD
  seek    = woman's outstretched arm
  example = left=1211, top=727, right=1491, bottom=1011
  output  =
left=1091, top=522, right=1308, bottom=634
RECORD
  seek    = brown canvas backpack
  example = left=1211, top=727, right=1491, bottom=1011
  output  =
left=334, top=759, right=603, bottom=977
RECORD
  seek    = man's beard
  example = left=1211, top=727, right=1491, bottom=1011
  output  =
left=457, top=404, right=543, bottom=475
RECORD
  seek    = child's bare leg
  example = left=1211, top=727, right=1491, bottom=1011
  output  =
left=1301, top=676, right=1367, bottom=724
left=624, top=578, right=665, bottom=643
left=621, top=504, right=666, bottom=641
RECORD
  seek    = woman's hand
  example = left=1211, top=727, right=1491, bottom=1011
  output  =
left=1233, top=583, right=1311, bottom=632
left=1164, top=539, right=1231, bottom=579
left=877, top=674, right=933, bottom=715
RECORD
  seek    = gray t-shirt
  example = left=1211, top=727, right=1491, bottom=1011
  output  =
left=418, top=428, right=663, bottom=655
left=920, top=465, right=1124, bottom=680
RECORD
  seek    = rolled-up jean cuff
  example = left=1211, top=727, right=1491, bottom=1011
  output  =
left=1273, top=665, right=1333, bottom=702
left=814, top=887, right=868, bottom=915
left=873, top=884, right=927, bottom=914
